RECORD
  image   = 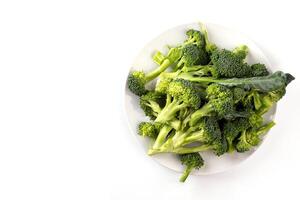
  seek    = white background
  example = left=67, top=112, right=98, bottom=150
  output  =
left=0, top=0, right=299, bottom=199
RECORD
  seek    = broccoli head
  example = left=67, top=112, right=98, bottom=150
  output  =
left=184, top=29, right=205, bottom=48
left=223, top=118, right=251, bottom=152
left=175, top=44, right=209, bottom=70
left=236, top=121, right=275, bottom=152
left=210, top=48, right=251, bottom=78
left=179, top=153, right=204, bottom=182
left=189, top=84, right=234, bottom=126
left=138, top=122, right=158, bottom=139
left=250, top=63, right=269, bottom=77
left=140, top=91, right=166, bottom=120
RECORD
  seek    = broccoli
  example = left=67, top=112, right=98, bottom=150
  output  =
left=233, top=87, right=247, bottom=103
left=174, top=44, right=209, bottom=71
left=189, top=84, right=234, bottom=126
left=148, top=123, right=227, bottom=157
left=173, top=117, right=222, bottom=148
left=209, top=48, right=251, bottom=78
left=223, top=118, right=251, bottom=153
left=250, top=63, right=269, bottom=77
left=258, top=88, right=287, bottom=115
left=154, top=79, right=202, bottom=124
left=200, top=23, right=217, bottom=53
left=128, top=47, right=182, bottom=96
left=236, top=121, right=275, bottom=152
left=184, top=29, right=205, bottom=48
left=232, top=45, right=249, bottom=60
left=140, top=91, right=166, bottom=120
left=138, top=122, right=158, bottom=139
left=179, top=153, right=204, bottom=182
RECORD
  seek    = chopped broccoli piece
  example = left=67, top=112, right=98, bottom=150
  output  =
left=140, top=91, right=166, bottom=120
left=223, top=118, right=251, bottom=152
left=250, top=63, right=269, bottom=77
left=179, top=153, right=204, bottom=182
left=236, top=121, right=275, bottom=152
left=138, top=122, right=158, bottom=138
left=128, top=47, right=182, bottom=96
left=154, top=79, right=202, bottom=124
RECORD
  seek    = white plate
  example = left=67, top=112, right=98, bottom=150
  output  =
left=124, top=22, right=277, bottom=175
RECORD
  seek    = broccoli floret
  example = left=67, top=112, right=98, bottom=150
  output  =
left=173, top=117, right=222, bottom=147
left=223, top=118, right=251, bottom=152
left=233, top=87, right=247, bottom=103
left=179, top=153, right=204, bottom=182
left=232, top=45, right=249, bottom=60
left=138, top=122, right=158, bottom=138
left=189, top=84, right=234, bottom=126
left=155, top=78, right=172, bottom=93
left=140, top=91, right=166, bottom=120
left=236, top=121, right=275, bottom=152
left=184, top=29, right=205, bottom=48
left=250, top=63, right=269, bottom=77
left=128, top=47, right=182, bottom=96
left=209, top=48, right=251, bottom=78
left=242, top=90, right=263, bottom=111
left=258, top=88, right=287, bottom=115
left=175, top=44, right=208, bottom=71
left=154, top=79, right=202, bottom=124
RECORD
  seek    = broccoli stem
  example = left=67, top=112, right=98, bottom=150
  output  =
left=189, top=103, right=213, bottom=126
left=227, top=142, right=235, bottom=153
left=148, top=143, right=212, bottom=155
left=152, top=125, right=172, bottom=149
left=180, top=165, right=194, bottom=182
left=145, top=59, right=171, bottom=81
left=256, top=121, right=275, bottom=136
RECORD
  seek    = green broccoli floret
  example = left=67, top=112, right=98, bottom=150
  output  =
left=250, top=63, right=269, bottom=77
left=184, top=29, right=205, bottom=48
left=154, top=79, right=202, bottom=124
left=173, top=117, right=222, bottom=147
left=179, top=153, right=204, bottom=182
left=258, top=88, right=287, bottom=115
left=128, top=47, right=182, bottom=96
left=223, top=118, right=251, bottom=153
left=140, top=91, right=166, bottom=120
left=232, top=45, right=249, bottom=60
left=138, top=122, right=158, bottom=139
left=242, top=90, right=263, bottom=111
left=175, top=44, right=208, bottom=71
left=164, top=45, right=250, bottom=78
left=236, top=121, right=275, bottom=152
left=209, top=48, right=251, bottom=78
left=189, top=84, right=234, bottom=126
left=233, top=87, right=247, bottom=103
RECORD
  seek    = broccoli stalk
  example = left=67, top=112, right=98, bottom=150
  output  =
left=148, top=136, right=227, bottom=156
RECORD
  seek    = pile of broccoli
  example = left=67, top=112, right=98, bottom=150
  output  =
left=127, top=24, right=295, bottom=182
